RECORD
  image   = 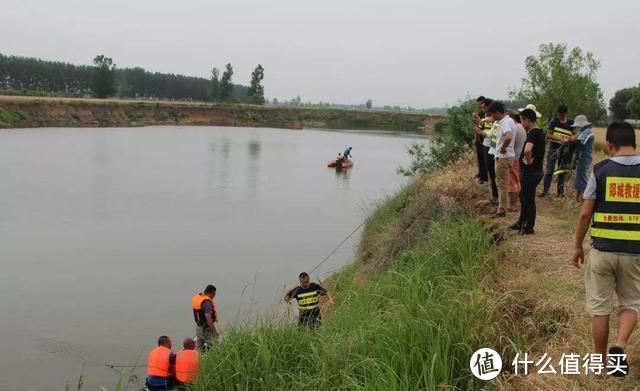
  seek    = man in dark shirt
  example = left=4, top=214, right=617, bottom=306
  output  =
left=539, top=104, right=575, bottom=197
left=284, top=272, right=333, bottom=328
left=473, top=96, right=489, bottom=183
left=510, top=108, right=546, bottom=235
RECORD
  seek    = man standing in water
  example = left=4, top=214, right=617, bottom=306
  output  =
left=191, top=285, right=220, bottom=351
left=285, top=272, right=334, bottom=328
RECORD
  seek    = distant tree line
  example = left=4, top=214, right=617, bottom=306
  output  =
left=0, top=53, right=264, bottom=103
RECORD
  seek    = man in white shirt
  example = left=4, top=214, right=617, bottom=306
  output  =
left=487, top=101, right=515, bottom=217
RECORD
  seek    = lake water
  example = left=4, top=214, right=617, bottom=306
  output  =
left=0, top=125, right=426, bottom=390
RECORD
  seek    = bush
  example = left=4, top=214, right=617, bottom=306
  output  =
left=398, top=101, right=475, bottom=176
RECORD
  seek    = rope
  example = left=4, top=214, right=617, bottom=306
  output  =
left=308, top=220, right=366, bottom=274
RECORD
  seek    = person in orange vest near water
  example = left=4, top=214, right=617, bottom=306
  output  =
left=175, top=337, right=199, bottom=388
left=191, top=284, right=220, bottom=351
left=145, top=335, right=176, bottom=390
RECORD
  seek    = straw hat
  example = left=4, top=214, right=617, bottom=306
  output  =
left=518, top=103, right=542, bottom=118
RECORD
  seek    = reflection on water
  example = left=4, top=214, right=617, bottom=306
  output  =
left=333, top=166, right=351, bottom=188
left=247, top=140, right=261, bottom=192
left=0, top=126, right=426, bottom=391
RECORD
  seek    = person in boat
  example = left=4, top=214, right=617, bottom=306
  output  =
left=343, top=147, right=353, bottom=162
left=336, top=152, right=343, bottom=164
left=284, top=272, right=334, bottom=328
left=146, top=335, right=176, bottom=390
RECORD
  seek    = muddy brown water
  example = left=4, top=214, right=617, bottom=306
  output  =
left=0, top=125, right=426, bottom=390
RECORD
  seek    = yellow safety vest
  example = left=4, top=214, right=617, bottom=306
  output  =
left=551, top=125, right=573, bottom=141
left=296, top=291, right=320, bottom=311
left=591, top=160, right=640, bottom=253
left=480, top=117, right=494, bottom=137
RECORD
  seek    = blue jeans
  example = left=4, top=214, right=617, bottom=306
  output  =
left=542, top=143, right=565, bottom=195
left=574, top=137, right=594, bottom=192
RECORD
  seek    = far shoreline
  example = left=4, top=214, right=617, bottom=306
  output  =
left=0, top=95, right=443, bottom=134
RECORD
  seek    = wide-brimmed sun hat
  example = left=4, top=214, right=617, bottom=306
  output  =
left=518, top=103, right=542, bottom=118
left=571, top=115, right=592, bottom=128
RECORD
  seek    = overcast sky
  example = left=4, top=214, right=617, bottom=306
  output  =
left=2, top=0, right=639, bottom=107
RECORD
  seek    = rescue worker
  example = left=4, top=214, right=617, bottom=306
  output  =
left=539, top=104, right=575, bottom=197
left=191, top=285, right=220, bottom=351
left=175, top=338, right=199, bottom=388
left=473, top=96, right=488, bottom=183
left=343, top=147, right=353, bottom=161
left=145, top=335, right=176, bottom=390
left=477, top=98, right=498, bottom=200
left=284, top=272, right=333, bottom=328
left=572, top=122, right=640, bottom=377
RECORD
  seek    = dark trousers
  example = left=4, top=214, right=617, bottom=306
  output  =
left=299, top=310, right=322, bottom=329
left=542, top=143, right=565, bottom=195
left=475, top=137, right=488, bottom=181
left=518, top=171, right=543, bottom=230
left=482, top=145, right=498, bottom=199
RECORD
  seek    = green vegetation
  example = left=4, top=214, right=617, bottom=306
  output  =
left=398, top=101, right=474, bottom=176
left=248, top=65, right=265, bottom=105
left=219, top=63, right=234, bottom=102
left=92, top=55, right=116, bottom=99
left=609, top=87, right=638, bottom=120
left=195, top=186, right=496, bottom=389
left=0, top=53, right=251, bottom=102
left=511, top=42, right=607, bottom=122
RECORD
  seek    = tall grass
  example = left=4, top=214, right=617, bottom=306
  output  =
left=194, top=217, right=495, bottom=390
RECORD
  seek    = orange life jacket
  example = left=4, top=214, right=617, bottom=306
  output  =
left=191, top=293, right=217, bottom=326
left=147, top=346, right=171, bottom=377
left=175, top=349, right=199, bottom=383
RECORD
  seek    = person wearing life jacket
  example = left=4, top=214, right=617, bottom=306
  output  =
left=145, top=335, right=176, bottom=390
left=175, top=338, right=199, bottom=388
left=284, top=272, right=334, bottom=328
left=572, top=122, right=640, bottom=377
left=191, top=285, right=220, bottom=351
left=539, top=104, right=575, bottom=198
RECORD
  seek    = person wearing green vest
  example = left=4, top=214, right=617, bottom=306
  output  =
left=285, top=272, right=333, bottom=328
left=572, top=122, right=640, bottom=377
left=539, top=105, right=575, bottom=197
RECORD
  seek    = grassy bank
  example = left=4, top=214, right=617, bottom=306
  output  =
left=0, top=96, right=442, bottom=132
left=187, top=158, right=507, bottom=390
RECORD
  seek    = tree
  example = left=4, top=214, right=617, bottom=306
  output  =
left=92, top=54, right=116, bottom=98
left=628, top=86, right=640, bottom=119
left=512, top=43, right=606, bottom=122
left=219, top=63, right=234, bottom=102
left=209, top=67, right=220, bottom=102
left=366, top=99, right=372, bottom=109
left=398, top=100, right=476, bottom=176
left=248, top=64, right=265, bottom=105
left=610, top=87, right=637, bottom=120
